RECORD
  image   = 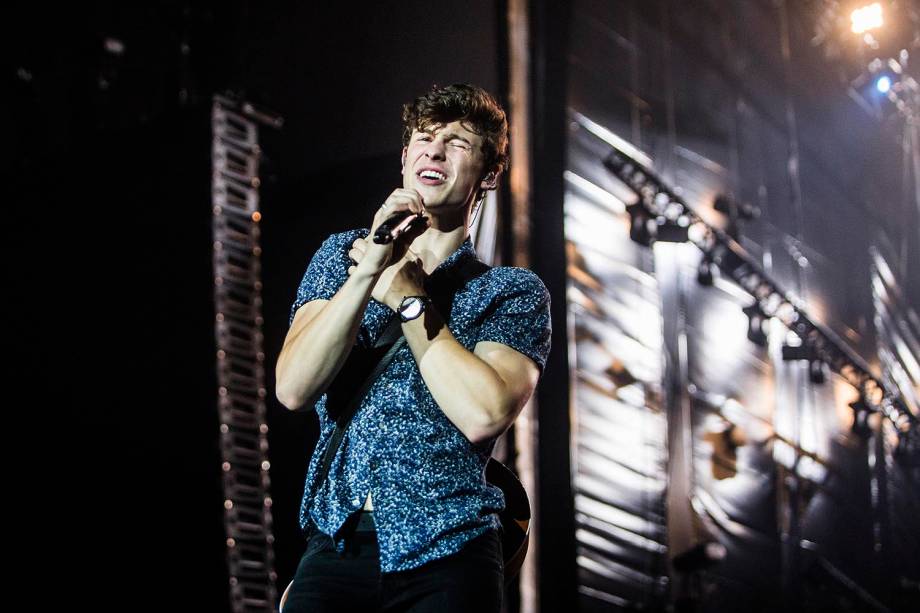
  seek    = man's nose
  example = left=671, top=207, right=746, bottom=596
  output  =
left=424, top=139, right=446, bottom=159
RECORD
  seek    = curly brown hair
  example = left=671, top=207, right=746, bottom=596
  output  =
left=401, top=83, right=510, bottom=177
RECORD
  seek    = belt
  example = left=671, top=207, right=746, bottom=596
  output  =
left=303, top=509, right=376, bottom=542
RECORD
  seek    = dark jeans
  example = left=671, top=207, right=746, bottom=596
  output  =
left=282, top=511, right=504, bottom=613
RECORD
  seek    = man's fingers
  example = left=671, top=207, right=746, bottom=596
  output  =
left=383, top=189, right=425, bottom=215
left=403, top=190, right=425, bottom=214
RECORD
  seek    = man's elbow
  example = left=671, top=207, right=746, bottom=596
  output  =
left=467, top=427, right=501, bottom=446
left=465, top=400, right=519, bottom=445
left=276, top=377, right=322, bottom=411
left=275, top=373, right=309, bottom=411
left=275, top=387, right=302, bottom=411
left=275, top=368, right=293, bottom=409
left=466, top=420, right=512, bottom=446
left=275, top=358, right=311, bottom=409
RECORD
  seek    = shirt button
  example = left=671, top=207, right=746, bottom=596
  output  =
left=353, top=497, right=361, bottom=506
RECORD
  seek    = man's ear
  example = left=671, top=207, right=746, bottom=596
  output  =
left=400, top=147, right=407, bottom=174
left=480, top=168, right=500, bottom=191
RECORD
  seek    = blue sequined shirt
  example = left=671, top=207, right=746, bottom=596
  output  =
left=288, top=228, right=551, bottom=573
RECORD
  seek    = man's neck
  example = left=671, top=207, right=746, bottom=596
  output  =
left=408, top=224, right=469, bottom=275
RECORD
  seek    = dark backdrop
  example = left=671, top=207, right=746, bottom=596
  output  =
left=12, top=2, right=501, bottom=609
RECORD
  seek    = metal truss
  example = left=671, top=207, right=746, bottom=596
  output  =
left=212, top=93, right=283, bottom=612
left=603, top=147, right=917, bottom=436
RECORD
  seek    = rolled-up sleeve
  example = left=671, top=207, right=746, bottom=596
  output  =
left=288, top=229, right=365, bottom=326
left=474, top=268, right=552, bottom=373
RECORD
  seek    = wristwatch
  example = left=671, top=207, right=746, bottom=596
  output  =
left=397, top=295, right=431, bottom=322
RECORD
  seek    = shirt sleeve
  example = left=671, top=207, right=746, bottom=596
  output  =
left=474, top=268, right=552, bottom=373
left=288, top=229, right=365, bottom=326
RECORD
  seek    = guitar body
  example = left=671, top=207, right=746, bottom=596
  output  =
left=485, top=457, right=531, bottom=584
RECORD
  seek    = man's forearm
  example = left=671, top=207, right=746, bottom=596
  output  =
left=400, top=302, right=515, bottom=443
left=275, top=267, right=380, bottom=409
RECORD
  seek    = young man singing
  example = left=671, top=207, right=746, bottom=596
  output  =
left=275, top=83, right=551, bottom=612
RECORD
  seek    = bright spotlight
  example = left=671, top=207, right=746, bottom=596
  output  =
left=875, top=75, right=891, bottom=93
left=851, top=3, right=883, bottom=34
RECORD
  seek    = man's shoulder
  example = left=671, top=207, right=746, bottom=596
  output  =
left=478, top=265, right=549, bottom=299
left=307, top=228, right=369, bottom=259
left=322, top=228, right=369, bottom=248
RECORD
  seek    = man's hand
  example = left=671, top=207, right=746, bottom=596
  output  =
left=355, top=188, right=429, bottom=275
left=347, top=188, right=429, bottom=309
left=348, top=237, right=428, bottom=309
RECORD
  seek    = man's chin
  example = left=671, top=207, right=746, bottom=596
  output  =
left=407, top=184, right=471, bottom=211
left=414, top=183, right=446, bottom=197
left=414, top=188, right=449, bottom=207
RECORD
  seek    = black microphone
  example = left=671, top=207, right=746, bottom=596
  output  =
left=373, top=210, right=427, bottom=244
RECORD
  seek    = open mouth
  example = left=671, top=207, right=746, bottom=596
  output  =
left=417, top=169, right=447, bottom=185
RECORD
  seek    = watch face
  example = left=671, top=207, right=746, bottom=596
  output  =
left=399, top=296, right=426, bottom=321
left=402, top=298, right=422, bottom=318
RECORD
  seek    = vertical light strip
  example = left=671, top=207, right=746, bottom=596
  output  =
left=507, top=1, right=537, bottom=611
left=212, top=94, right=283, bottom=613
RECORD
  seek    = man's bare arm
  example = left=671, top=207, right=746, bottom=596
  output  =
left=275, top=267, right=379, bottom=410
left=400, top=300, right=541, bottom=444
left=275, top=190, right=428, bottom=410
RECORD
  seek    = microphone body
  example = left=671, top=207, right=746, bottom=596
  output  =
left=373, top=210, right=427, bottom=244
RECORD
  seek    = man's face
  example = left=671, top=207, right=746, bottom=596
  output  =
left=401, top=120, right=490, bottom=213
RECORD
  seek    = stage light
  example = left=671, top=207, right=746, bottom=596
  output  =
left=714, top=194, right=731, bottom=215
left=626, top=203, right=654, bottom=246
left=809, top=359, right=826, bottom=385
left=876, top=75, right=891, bottom=93
left=103, top=37, right=126, bottom=56
left=714, top=193, right=760, bottom=220
left=655, top=216, right=690, bottom=243
left=710, top=243, right=746, bottom=278
left=890, top=407, right=912, bottom=431
left=848, top=397, right=873, bottom=439
left=782, top=341, right=827, bottom=384
left=894, top=428, right=920, bottom=466
left=781, top=341, right=814, bottom=361
left=742, top=304, right=769, bottom=347
left=697, top=256, right=715, bottom=286
left=851, top=3, right=883, bottom=34
left=687, top=220, right=708, bottom=244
